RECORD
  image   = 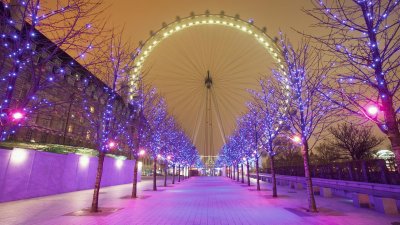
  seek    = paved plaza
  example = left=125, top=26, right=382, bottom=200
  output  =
left=0, top=176, right=399, bottom=225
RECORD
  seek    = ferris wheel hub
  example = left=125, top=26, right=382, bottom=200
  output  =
left=205, top=70, right=213, bottom=89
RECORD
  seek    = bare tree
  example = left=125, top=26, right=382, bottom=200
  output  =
left=313, top=142, right=344, bottom=164
left=305, top=0, right=400, bottom=172
left=274, top=139, right=303, bottom=167
left=329, top=123, right=385, bottom=160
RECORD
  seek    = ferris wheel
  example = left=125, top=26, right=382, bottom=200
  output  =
left=129, top=11, right=283, bottom=168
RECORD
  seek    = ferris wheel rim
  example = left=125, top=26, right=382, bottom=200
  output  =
left=128, top=12, right=285, bottom=101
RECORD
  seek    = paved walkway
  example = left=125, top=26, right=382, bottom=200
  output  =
left=0, top=176, right=399, bottom=225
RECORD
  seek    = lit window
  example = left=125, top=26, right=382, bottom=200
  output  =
left=68, top=125, right=73, bottom=133
left=86, top=130, right=91, bottom=140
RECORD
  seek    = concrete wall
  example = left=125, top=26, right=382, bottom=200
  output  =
left=0, top=148, right=141, bottom=202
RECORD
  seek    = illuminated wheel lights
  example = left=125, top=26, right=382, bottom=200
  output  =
left=128, top=13, right=286, bottom=101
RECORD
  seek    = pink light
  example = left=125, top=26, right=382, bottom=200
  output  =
left=139, top=149, right=146, bottom=156
left=11, top=111, right=24, bottom=121
left=108, top=141, right=116, bottom=149
left=367, top=105, right=379, bottom=116
left=157, top=154, right=161, bottom=158
left=167, top=155, right=171, bottom=160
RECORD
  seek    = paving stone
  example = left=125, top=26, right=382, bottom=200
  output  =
left=0, top=177, right=398, bottom=225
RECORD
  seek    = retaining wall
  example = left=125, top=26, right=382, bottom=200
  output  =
left=0, top=148, right=140, bottom=202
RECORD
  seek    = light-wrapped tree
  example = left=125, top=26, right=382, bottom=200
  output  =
left=0, top=0, right=105, bottom=140
left=273, top=36, right=337, bottom=212
left=305, top=0, right=400, bottom=172
left=250, top=78, right=287, bottom=197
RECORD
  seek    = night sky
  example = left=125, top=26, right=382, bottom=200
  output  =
left=105, top=0, right=315, bottom=46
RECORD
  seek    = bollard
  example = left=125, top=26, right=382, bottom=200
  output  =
left=373, top=197, right=399, bottom=215
left=321, top=187, right=333, bottom=198
left=352, top=193, right=370, bottom=208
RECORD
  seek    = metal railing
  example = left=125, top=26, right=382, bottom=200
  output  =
left=265, top=159, right=400, bottom=185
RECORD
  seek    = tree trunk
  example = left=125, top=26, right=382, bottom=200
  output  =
left=178, top=164, right=181, bottom=182
left=131, top=158, right=138, bottom=198
left=270, top=155, right=277, bottom=197
left=236, top=164, right=239, bottom=181
left=256, top=156, right=260, bottom=191
left=233, top=166, right=236, bottom=180
left=385, top=113, right=400, bottom=173
left=91, top=152, right=105, bottom=212
left=164, top=161, right=167, bottom=187
left=241, top=163, right=244, bottom=183
left=246, top=160, right=250, bottom=186
left=302, top=142, right=317, bottom=212
left=153, top=157, right=157, bottom=191
left=172, top=164, right=175, bottom=184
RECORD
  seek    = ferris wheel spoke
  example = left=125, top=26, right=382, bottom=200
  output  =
left=210, top=88, right=244, bottom=130
left=140, top=19, right=277, bottom=160
left=218, top=54, right=266, bottom=81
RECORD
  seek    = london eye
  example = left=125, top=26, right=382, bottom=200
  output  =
left=130, top=12, right=282, bottom=174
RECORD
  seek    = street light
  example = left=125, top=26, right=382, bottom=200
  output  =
left=108, top=141, right=117, bottom=149
left=139, top=149, right=146, bottom=156
left=367, top=105, right=379, bottom=116
left=11, top=111, right=24, bottom=121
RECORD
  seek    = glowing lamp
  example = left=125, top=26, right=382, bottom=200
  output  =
left=292, top=135, right=302, bottom=143
left=367, top=105, right=379, bottom=116
left=157, top=154, right=161, bottom=158
left=139, top=149, right=146, bottom=156
left=243, top=157, right=246, bottom=161
left=10, top=148, right=28, bottom=164
left=108, top=141, right=116, bottom=149
left=11, top=111, right=24, bottom=121
left=138, top=161, right=143, bottom=170
left=116, top=159, right=123, bottom=169
left=79, top=155, right=90, bottom=167
left=167, top=156, right=171, bottom=160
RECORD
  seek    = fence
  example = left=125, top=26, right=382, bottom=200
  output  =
left=266, top=159, right=400, bottom=185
